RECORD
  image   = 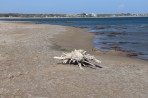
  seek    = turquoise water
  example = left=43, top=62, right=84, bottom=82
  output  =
left=1, top=17, right=148, bottom=60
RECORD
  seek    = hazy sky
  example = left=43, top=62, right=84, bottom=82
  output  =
left=0, top=0, right=147, bottom=14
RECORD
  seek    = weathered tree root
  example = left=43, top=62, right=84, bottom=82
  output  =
left=54, top=49, right=102, bottom=70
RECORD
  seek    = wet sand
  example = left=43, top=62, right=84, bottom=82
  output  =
left=0, top=21, right=148, bottom=98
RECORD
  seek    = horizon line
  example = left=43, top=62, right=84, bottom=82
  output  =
left=0, top=13, right=148, bottom=14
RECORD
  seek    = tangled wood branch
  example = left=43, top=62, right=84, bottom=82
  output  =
left=54, top=49, right=102, bottom=70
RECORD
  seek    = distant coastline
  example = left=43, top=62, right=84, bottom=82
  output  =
left=0, top=16, right=148, bottom=20
left=0, top=13, right=148, bottom=18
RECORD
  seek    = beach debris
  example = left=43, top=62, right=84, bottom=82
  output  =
left=127, top=52, right=138, bottom=57
left=54, top=49, right=102, bottom=70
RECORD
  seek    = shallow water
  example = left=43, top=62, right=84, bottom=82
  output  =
left=1, top=17, right=148, bottom=60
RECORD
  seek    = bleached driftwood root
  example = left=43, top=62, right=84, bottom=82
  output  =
left=54, top=49, right=102, bottom=70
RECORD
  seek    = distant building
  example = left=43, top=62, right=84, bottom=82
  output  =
left=91, top=13, right=97, bottom=17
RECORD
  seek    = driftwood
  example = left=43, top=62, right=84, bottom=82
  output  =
left=54, top=49, right=102, bottom=70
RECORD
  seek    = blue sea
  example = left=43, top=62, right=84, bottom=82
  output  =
left=1, top=17, right=148, bottom=60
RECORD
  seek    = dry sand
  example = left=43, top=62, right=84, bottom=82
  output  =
left=0, top=21, right=148, bottom=98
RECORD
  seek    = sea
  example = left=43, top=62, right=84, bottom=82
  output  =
left=1, top=17, right=148, bottom=60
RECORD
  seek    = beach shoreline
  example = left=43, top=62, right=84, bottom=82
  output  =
left=0, top=21, right=148, bottom=98
left=1, top=17, right=147, bottom=60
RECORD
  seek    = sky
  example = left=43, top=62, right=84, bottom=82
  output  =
left=0, top=0, right=147, bottom=14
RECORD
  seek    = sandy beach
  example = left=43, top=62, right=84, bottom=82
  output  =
left=0, top=21, right=148, bottom=98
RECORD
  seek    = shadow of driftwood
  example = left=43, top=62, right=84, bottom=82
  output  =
left=57, top=60, right=102, bottom=69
